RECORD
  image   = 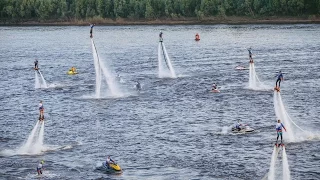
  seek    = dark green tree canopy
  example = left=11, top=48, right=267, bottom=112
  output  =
left=0, top=0, right=319, bottom=22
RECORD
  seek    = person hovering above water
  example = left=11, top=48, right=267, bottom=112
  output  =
left=39, top=100, right=44, bottom=121
left=34, top=59, right=38, bottom=69
left=276, top=119, right=287, bottom=144
left=37, top=160, right=44, bottom=175
left=275, top=71, right=284, bottom=90
left=159, top=31, right=163, bottom=42
left=90, top=24, right=95, bottom=38
left=247, top=48, right=253, bottom=63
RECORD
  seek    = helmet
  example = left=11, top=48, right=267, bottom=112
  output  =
left=41, top=160, right=44, bottom=164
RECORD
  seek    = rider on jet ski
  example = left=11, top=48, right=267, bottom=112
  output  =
left=106, top=156, right=116, bottom=166
left=235, top=120, right=241, bottom=131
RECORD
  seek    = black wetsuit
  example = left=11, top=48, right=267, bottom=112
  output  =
left=276, top=73, right=283, bottom=87
left=90, top=24, right=94, bottom=37
left=34, top=60, right=38, bottom=69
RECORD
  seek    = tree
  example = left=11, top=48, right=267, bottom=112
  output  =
left=145, top=0, right=154, bottom=19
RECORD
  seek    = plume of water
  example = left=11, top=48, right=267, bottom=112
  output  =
left=268, top=146, right=278, bottom=180
left=35, top=71, right=41, bottom=88
left=273, top=92, right=296, bottom=142
left=91, top=39, right=101, bottom=98
left=158, top=42, right=164, bottom=77
left=38, top=70, right=48, bottom=88
left=19, top=121, right=40, bottom=153
left=34, top=121, right=45, bottom=153
left=91, top=39, right=122, bottom=97
left=99, top=59, right=122, bottom=97
left=161, top=42, right=177, bottom=78
left=282, top=147, right=291, bottom=180
left=249, top=63, right=257, bottom=88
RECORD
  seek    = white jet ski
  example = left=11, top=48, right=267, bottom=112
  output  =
left=232, top=124, right=254, bottom=133
left=235, top=65, right=247, bottom=70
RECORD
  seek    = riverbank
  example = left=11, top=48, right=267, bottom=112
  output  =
left=1, top=16, right=320, bottom=26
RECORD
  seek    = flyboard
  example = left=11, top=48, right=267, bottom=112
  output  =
left=34, top=67, right=40, bottom=74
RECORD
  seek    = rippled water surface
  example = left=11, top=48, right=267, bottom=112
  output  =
left=0, top=25, right=320, bottom=179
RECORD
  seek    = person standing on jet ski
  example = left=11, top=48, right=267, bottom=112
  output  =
left=34, top=59, right=38, bottom=69
left=159, top=31, right=163, bottom=42
left=106, top=156, right=116, bottom=165
left=90, top=24, right=95, bottom=38
left=276, top=119, right=287, bottom=144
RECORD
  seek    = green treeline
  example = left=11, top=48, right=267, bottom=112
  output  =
left=0, top=0, right=320, bottom=22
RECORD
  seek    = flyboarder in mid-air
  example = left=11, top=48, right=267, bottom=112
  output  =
left=34, top=59, right=38, bottom=69
left=90, top=24, right=95, bottom=38
left=274, top=71, right=283, bottom=91
left=159, top=31, right=163, bottom=42
left=275, top=119, right=286, bottom=146
left=248, top=48, right=253, bottom=63
left=39, top=100, right=44, bottom=121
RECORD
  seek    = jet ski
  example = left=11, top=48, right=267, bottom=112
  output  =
left=101, top=162, right=122, bottom=173
left=235, top=65, right=247, bottom=70
left=67, top=70, right=78, bottom=75
left=232, top=124, right=254, bottom=133
left=212, top=89, right=220, bottom=93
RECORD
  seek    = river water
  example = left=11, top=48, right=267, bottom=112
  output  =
left=0, top=25, right=320, bottom=179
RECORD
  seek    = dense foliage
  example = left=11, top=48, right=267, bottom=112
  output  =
left=0, top=0, right=319, bottom=22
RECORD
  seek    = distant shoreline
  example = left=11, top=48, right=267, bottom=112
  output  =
left=1, top=16, right=320, bottom=26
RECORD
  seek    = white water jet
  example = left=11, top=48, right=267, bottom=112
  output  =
left=35, top=121, right=45, bottom=152
left=273, top=91, right=296, bottom=142
left=249, top=63, right=257, bottom=88
left=282, top=147, right=291, bottom=180
left=99, top=59, right=122, bottom=96
left=158, top=43, right=164, bottom=77
left=91, top=39, right=102, bottom=98
left=268, top=146, right=278, bottom=180
left=19, top=121, right=40, bottom=153
left=35, top=71, right=41, bottom=88
left=91, top=39, right=122, bottom=97
left=158, top=42, right=176, bottom=78
left=248, top=63, right=269, bottom=90
left=38, top=70, right=48, bottom=88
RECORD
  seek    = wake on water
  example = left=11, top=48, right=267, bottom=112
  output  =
left=158, top=41, right=177, bottom=78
